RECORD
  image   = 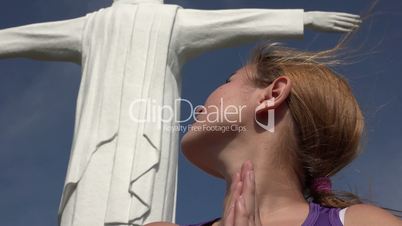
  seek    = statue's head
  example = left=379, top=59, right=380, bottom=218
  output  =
left=113, top=0, right=163, bottom=4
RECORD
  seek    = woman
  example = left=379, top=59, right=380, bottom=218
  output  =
left=146, top=43, right=402, bottom=226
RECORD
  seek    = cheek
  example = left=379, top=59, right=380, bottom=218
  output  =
left=203, top=85, right=252, bottom=126
left=204, top=85, right=226, bottom=105
left=205, top=88, right=238, bottom=123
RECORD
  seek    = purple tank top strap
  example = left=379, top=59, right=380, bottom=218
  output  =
left=302, top=201, right=343, bottom=226
left=180, top=202, right=343, bottom=226
left=179, top=217, right=221, bottom=226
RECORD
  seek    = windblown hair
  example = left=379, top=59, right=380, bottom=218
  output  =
left=247, top=41, right=366, bottom=209
left=247, top=42, right=402, bottom=218
left=242, top=1, right=402, bottom=217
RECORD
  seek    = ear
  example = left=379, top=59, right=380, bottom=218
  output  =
left=255, top=76, right=292, bottom=114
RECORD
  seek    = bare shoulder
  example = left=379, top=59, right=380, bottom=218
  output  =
left=144, top=222, right=179, bottom=226
left=344, top=203, right=402, bottom=226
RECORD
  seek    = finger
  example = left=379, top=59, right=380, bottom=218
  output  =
left=240, top=160, right=253, bottom=193
left=224, top=180, right=242, bottom=226
left=247, top=170, right=257, bottom=226
left=333, top=26, right=353, bottom=32
left=234, top=196, right=249, bottom=226
left=243, top=167, right=255, bottom=219
left=235, top=181, right=243, bottom=197
left=224, top=172, right=240, bottom=218
left=232, top=181, right=243, bottom=209
left=335, top=15, right=362, bottom=24
left=233, top=182, right=243, bottom=224
left=223, top=202, right=235, bottom=226
left=255, top=204, right=263, bottom=226
left=230, top=173, right=241, bottom=198
left=333, top=12, right=360, bottom=19
left=334, top=20, right=359, bottom=29
left=240, top=161, right=248, bottom=183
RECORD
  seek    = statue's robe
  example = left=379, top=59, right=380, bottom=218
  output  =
left=59, top=3, right=182, bottom=226
left=0, top=1, right=305, bottom=225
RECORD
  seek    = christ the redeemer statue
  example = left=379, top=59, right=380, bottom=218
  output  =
left=0, top=0, right=361, bottom=225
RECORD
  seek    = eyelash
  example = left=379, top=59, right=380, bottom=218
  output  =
left=225, top=79, right=231, bottom=84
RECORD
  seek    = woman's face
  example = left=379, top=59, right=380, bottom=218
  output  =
left=181, top=64, right=259, bottom=177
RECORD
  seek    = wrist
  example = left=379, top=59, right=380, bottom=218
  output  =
left=303, top=12, right=313, bottom=27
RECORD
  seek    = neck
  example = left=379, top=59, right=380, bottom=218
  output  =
left=224, top=157, right=307, bottom=221
left=218, top=121, right=308, bottom=224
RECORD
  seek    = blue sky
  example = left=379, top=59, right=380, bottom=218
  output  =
left=0, top=0, right=401, bottom=225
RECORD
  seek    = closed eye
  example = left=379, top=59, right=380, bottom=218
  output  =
left=224, top=71, right=235, bottom=84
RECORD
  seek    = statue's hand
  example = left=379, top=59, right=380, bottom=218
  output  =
left=304, top=11, right=361, bottom=33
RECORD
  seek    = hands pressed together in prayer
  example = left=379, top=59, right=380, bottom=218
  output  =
left=222, top=160, right=262, bottom=226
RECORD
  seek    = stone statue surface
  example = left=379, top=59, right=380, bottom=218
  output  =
left=0, top=0, right=361, bottom=225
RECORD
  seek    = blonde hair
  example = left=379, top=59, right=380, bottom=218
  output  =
left=247, top=42, right=365, bottom=208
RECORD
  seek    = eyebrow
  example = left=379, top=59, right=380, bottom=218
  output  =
left=227, top=70, right=237, bottom=81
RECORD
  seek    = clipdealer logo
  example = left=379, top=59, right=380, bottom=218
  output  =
left=254, top=97, right=275, bottom=133
left=128, top=97, right=275, bottom=133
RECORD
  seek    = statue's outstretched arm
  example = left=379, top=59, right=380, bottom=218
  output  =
left=0, top=16, right=85, bottom=64
left=172, top=8, right=361, bottom=61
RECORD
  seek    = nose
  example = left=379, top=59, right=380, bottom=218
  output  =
left=195, top=105, right=204, bottom=113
